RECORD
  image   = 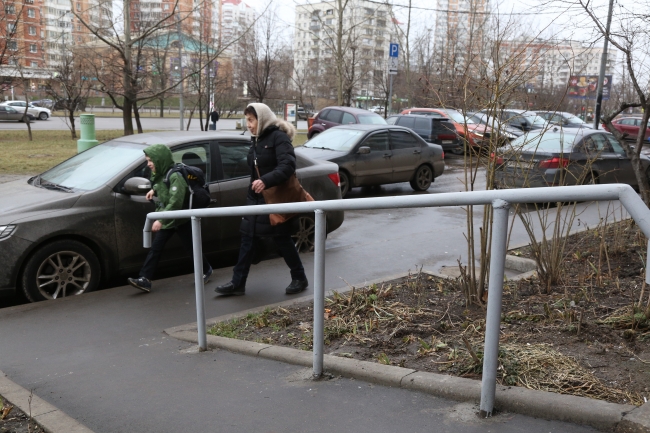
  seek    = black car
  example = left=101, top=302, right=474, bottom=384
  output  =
left=296, top=125, right=445, bottom=197
left=535, top=111, right=593, bottom=129
left=480, top=109, right=548, bottom=132
left=307, top=106, right=386, bottom=138
left=386, top=115, right=463, bottom=155
left=0, top=132, right=344, bottom=302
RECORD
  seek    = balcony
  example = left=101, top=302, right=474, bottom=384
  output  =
left=309, top=22, right=320, bottom=31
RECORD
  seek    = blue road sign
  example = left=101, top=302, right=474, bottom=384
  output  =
left=390, top=43, right=399, bottom=58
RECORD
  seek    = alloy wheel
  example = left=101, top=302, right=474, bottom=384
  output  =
left=35, top=250, right=92, bottom=299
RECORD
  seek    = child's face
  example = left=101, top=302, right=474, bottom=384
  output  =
left=146, top=156, right=155, bottom=172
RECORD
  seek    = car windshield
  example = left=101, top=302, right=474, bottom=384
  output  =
left=519, top=113, right=547, bottom=126
left=439, top=109, right=476, bottom=124
left=303, top=128, right=365, bottom=151
left=564, top=113, right=585, bottom=124
left=510, top=131, right=578, bottom=153
left=39, top=142, right=144, bottom=191
left=357, top=115, right=387, bottom=125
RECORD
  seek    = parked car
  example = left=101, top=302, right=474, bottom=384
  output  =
left=369, top=105, right=385, bottom=114
left=401, top=108, right=492, bottom=150
left=0, top=132, right=344, bottom=302
left=31, top=99, right=55, bottom=109
left=0, top=105, right=32, bottom=122
left=603, top=117, right=650, bottom=141
left=0, top=100, right=51, bottom=120
left=467, top=112, right=523, bottom=143
left=386, top=114, right=463, bottom=155
left=494, top=128, right=649, bottom=189
left=307, top=106, right=386, bottom=138
left=481, top=109, right=547, bottom=132
left=296, top=124, right=444, bottom=197
left=535, top=111, right=592, bottom=129
left=296, top=106, right=312, bottom=120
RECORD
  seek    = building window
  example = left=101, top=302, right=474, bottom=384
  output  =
left=76, top=2, right=81, bottom=10
left=326, top=9, right=333, bottom=15
left=31, top=61, right=38, bottom=67
left=27, top=8, right=35, bottom=17
left=7, top=41, right=17, bottom=51
left=5, top=5, right=15, bottom=13
left=9, top=58, right=18, bottom=65
left=29, top=26, right=36, bottom=35
left=30, top=44, right=37, bottom=53
left=7, top=23, right=17, bottom=33
left=377, top=19, right=386, bottom=27
left=163, top=4, right=169, bottom=10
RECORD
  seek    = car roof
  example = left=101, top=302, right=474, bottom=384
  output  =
left=320, top=106, right=380, bottom=115
left=330, top=124, right=418, bottom=133
left=110, top=131, right=253, bottom=147
left=392, top=114, right=451, bottom=120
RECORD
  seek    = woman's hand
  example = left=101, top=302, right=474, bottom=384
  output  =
left=252, top=179, right=266, bottom=193
left=152, top=220, right=162, bottom=232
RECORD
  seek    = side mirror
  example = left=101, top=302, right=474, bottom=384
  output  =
left=123, top=177, right=152, bottom=195
left=357, top=146, right=371, bottom=154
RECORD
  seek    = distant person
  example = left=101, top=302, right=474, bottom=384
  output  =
left=214, top=103, right=308, bottom=296
left=210, top=109, right=219, bottom=130
left=128, top=144, right=212, bottom=293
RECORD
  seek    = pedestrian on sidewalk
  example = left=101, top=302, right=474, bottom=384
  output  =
left=128, top=144, right=212, bottom=293
left=214, top=103, right=308, bottom=296
left=209, top=109, right=219, bottom=130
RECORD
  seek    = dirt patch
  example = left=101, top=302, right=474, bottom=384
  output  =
left=0, top=397, right=45, bottom=433
left=209, top=219, right=650, bottom=406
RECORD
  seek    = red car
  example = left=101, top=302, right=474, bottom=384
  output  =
left=400, top=108, right=491, bottom=150
left=603, top=117, right=650, bottom=141
left=307, top=106, right=386, bottom=139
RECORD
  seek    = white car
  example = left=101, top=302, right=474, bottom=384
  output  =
left=0, top=100, right=51, bottom=120
left=369, top=105, right=385, bottom=114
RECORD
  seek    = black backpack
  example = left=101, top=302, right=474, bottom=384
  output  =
left=164, top=163, right=211, bottom=209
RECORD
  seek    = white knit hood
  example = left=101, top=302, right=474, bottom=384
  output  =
left=247, top=103, right=296, bottom=139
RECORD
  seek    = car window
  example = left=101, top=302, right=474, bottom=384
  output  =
left=218, top=141, right=250, bottom=180
left=6, top=106, right=16, bottom=113
left=341, top=112, right=356, bottom=124
left=605, top=135, right=626, bottom=155
left=303, top=128, right=365, bottom=151
left=390, top=130, right=419, bottom=150
left=397, top=116, right=415, bottom=128
left=357, top=115, right=387, bottom=125
left=414, top=117, right=430, bottom=130
left=386, top=116, right=398, bottom=125
left=0, top=107, right=6, bottom=113
left=591, top=134, right=613, bottom=152
left=317, top=109, right=330, bottom=121
left=325, top=109, right=343, bottom=123
left=172, top=143, right=211, bottom=182
left=362, top=132, right=389, bottom=152
left=621, top=119, right=635, bottom=126
left=39, top=142, right=145, bottom=191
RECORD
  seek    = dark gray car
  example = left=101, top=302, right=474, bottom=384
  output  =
left=0, top=105, right=31, bottom=122
left=0, top=132, right=344, bottom=302
left=296, top=125, right=445, bottom=197
left=494, top=128, right=650, bottom=189
left=386, top=115, right=463, bottom=155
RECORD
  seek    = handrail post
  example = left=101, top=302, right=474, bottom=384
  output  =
left=480, top=199, right=510, bottom=417
left=191, top=216, right=207, bottom=351
left=313, top=209, right=327, bottom=378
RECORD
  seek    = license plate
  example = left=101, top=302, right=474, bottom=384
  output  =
left=442, top=140, right=452, bottom=144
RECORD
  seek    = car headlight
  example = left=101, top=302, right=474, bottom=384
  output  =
left=472, top=132, right=484, bottom=138
left=0, top=225, right=16, bottom=240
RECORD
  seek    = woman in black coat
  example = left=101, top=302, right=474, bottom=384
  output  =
left=215, top=103, right=308, bottom=296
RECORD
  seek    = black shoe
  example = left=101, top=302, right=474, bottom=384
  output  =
left=215, top=281, right=246, bottom=296
left=128, top=277, right=151, bottom=293
left=285, top=279, right=308, bottom=295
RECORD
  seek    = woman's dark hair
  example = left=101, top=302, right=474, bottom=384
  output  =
left=243, top=106, right=257, bottom=118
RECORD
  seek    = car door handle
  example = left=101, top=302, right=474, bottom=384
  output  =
left=321, top=123, right=326, bottom=126
left=383, top=153, right=391, bottom=158
left=413, top=150, right=421, bottom=154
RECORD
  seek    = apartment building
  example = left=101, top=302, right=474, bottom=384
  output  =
left=293, top=0, right=396, bottom=100
left=500, top=39, right=617, bottom=92
left=433, top=0, right=489, bottom=72
left=219, top=0, right=255, bottom=54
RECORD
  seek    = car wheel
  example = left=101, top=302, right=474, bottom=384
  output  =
left=19, top=115, right=31, bottom=123
left=292, top=215, right=316, bottom=253
left=21, top=240, right=101, bottom=302
left=38, top=112, right=48, bottom=120
left=339, top=171, right=350, bottom=198
left=410, top=165, right=433, bottom=191
left=450, top=147, right=465, bottom=155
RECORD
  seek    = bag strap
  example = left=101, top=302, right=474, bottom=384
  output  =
left=252, top=139, right=262, bottom=179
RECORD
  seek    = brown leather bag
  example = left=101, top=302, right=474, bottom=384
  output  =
left=256, top=168, right=314, bottom=226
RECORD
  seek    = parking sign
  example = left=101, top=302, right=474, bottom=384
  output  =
left=389, top=43, right=399, bottom=58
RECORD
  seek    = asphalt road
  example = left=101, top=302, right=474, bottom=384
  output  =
left=0, top=160, right=626, bottom=432
left=0, top=116, right=308, bottom=131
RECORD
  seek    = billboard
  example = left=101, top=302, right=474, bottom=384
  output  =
left=567, top=74, right=612, bottom=100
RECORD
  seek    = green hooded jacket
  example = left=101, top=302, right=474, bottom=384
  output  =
left=143, top=144, right=187, bottom=229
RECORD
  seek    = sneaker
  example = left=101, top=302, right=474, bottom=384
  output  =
left=203, top=266, right=213, bottom=284
left=128, top=277, right=151, bottom=293
left=285, top=279, right=308, bottom=295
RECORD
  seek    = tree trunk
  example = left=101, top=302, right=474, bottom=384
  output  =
left=159, top=96, right=164, bottom=117
left=123, top=97, right=134, bottom=136
left=134, top=102, right=143, bottom=133
left=68, top=109, right=77, bottom=139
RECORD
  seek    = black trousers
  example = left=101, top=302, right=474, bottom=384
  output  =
left=139, top=222, right=211, bottom=280
left=232, top=234, right=306, bottom=286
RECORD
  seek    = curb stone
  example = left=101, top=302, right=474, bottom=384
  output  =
left=0, top=370, right=95, bottom=433
left=167, top=272, right=649, bottom=433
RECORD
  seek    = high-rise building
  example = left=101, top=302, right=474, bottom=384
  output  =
left=433, top=0, right=489, bottom=72
left=219, top=0, right=255, bottom=54
left=293, top=0, right=396, bottom=102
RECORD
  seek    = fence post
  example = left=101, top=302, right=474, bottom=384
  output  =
left=191, top=216, right=207, bottom=351
left=313, top=209, right=327, bottom=378
left=479, top=199, right=510, bottom=417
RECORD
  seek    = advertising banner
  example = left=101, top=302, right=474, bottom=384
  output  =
left=567, top=74, right=612, bottom=100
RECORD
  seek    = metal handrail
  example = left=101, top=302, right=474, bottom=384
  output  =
left=143, top=184, right=650, bottom=417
